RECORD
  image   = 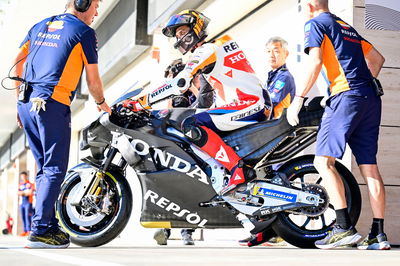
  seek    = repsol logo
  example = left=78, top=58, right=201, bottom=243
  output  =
left=151, top=84, right=172, bottom=98
left=341, top=29, right=358, bottom=38
left=38, top=32, right=61, bottom=40
left=130, top=139, right=209, bottom=185
left=144, top=190, right=208, bottom=227
left=223, top=41, right=239, bottom=53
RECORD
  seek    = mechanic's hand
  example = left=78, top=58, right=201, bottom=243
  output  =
left=16, top=113, right=23, bottom=128
left=122, top=99, right=144, bottom=112
left=97, top=101, right=112, bottom=114
left=320, top=95, right=329, bottom=108
left=286, top=96, right=304, bottom=126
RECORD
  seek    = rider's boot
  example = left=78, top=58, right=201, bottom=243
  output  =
left=220, top=164, right=256, bottom=195
left=198, top=126, right=256, bottom=195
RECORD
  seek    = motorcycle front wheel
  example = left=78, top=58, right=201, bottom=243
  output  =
left=56, top=165, right=133, bottom=247
left=271, top=155, right=361, bottom=248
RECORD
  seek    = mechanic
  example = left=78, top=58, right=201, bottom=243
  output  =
left=264, top=36, right=296, bottom=119
left=287, top=0, right=389, bottom=250
left=13, top=0, right=110, bottom=248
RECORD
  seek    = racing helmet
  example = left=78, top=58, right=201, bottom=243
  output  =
left=162, top=10, right=210, bottom=54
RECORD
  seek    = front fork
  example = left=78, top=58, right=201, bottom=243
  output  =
left=70, top=147, right=118, bottom=207
left=70, top=129, right=136, bottom=207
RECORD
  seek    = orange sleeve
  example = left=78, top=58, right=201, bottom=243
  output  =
left=361, top=40, right=373, bottom=55
left=20, top=40, right=30, bottom=55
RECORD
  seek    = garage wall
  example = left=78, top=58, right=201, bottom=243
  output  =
left=352, top=0, right=400, bottom=244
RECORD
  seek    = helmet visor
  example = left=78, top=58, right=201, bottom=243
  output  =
left=162, top=14, right=193, bottom=37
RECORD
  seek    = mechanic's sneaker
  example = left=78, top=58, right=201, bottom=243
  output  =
left=153, top=229, right=168, bottom=245
left=315, top=226, right=362, bottom=249
left=25, top=227, right=70, bottom=249
left=182, top=234, right=194, bottom=245
left=357, top=233, right=391, bottom=250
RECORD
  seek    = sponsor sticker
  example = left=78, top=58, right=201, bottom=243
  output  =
left=274, top=80, right=285, bottom=91
left=304, top=23, right=311, bottom=32
left=47, top=21, right=64, bottom=32
left=336, top=20, right=350, bottom=29
left=256, top=187, right=297, bottom=202
left=294, top=163, right=314, bottom=170
left=128, top=138, right=209, bottom=185
left=224, top=51, right=255, bottom=74
left=144, top=190, right=208, bottom=227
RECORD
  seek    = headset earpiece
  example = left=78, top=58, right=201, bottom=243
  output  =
left=74, top=0, right=92, bottom=13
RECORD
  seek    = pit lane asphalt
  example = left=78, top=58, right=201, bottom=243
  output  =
left=1, top=234, right=399, bottom=266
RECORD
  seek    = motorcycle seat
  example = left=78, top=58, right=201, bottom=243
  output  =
left=223, top=96, right=325, bottom=162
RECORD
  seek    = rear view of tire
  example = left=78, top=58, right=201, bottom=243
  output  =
left=272, top=155, right=361, bottom=248
left=56, top=165, right=132, bottom=247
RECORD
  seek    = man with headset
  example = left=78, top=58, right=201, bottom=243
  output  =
left=13, top=0, right=110, bottom=248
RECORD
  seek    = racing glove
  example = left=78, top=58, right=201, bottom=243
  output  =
left=286, top=96, right=304, bottom=126
left=122, top=99, right=144, bottom=112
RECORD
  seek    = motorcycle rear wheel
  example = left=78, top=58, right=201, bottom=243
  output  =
left=56, top=166, right=132, bottom=247
left=271, top=155, right=361, bottom=248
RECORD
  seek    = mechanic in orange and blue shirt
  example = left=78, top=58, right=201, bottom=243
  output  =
left=287, top=0, right=389, bottom=250
left=264, top=36, right=295, bottom=119
left=239, top=36, right=295, bottom=247
left=13, top=0, right=110, bottom=248
left=18, top=171, right=34, bottom=236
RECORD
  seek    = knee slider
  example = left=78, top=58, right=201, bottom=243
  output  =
left=181, top=117, right=207, bottom=146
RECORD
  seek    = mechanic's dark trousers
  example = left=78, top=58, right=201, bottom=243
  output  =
left=18, top=98, right=71, bottom=235
left=20, top=203, right=33, bottom=232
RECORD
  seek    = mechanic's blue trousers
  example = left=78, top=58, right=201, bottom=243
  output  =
left=17, top=98, right=71, bottom=235
left=20, top=203, right=33, bottom=232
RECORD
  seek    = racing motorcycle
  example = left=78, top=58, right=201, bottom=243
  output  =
left=55, top=89, right=361, bottom=248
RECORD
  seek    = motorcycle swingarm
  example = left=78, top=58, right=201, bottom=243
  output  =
left=231, top=182, right=323, bottom=217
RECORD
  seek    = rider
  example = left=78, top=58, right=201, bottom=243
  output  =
left=126, top=10, right=272, bottom=195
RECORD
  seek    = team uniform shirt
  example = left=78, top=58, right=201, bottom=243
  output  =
left=19, top=13, right=98, bottom=106
left=265, top=64, right=295, bottom=119
left=304, top=12, right=381, bottom=164
left=304, top=12, right=374, bottom=96
left=145, top=35, right=271, bottom=132
left=19, top=181, right=34, bottom=205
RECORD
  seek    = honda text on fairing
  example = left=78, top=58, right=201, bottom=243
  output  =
left=55, top=89, right=361, bottom=248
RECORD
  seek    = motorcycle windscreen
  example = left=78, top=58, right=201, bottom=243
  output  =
left=111, top=87, right=143, bottom=106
